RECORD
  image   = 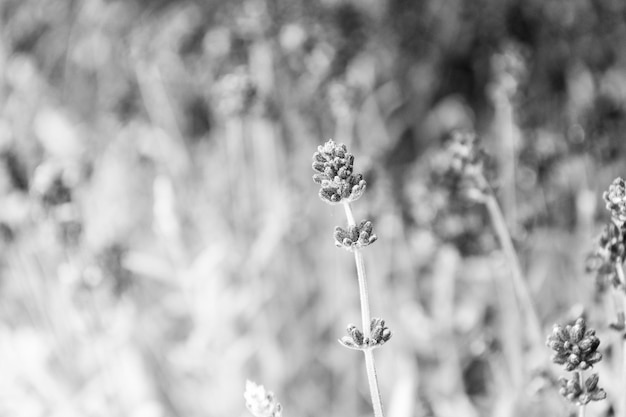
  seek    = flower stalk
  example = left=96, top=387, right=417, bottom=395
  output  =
left=435, top=130, right=543, bottom=369
left=482, top=184, right=543, bottom=351
left=312, top=139, right=389, bottom=417
left=593, top=177, right=626, bottom=417
left=345, top=202, right=383, bottom=417
left=578, top=371, right=586, bottom=417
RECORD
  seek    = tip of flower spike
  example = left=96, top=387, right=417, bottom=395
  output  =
left=430, top=129, right=492, bottom=200
left=312, top=139, right=366, bottom=204
left=547, top=317, right=603, bottom=371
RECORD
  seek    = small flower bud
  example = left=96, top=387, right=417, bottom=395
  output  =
left=368, top=317, right=392, bottom=348
left=585, top=373, right=599, bottom=391
left=347, top=324, right=364, bottom=346
left=604, top=177, right=626, bottom=223
left=338, top=336, right=358, bottom=349
left=570, top=319, right=586, bottom=342
left=589, top=389, right=607, bottom=402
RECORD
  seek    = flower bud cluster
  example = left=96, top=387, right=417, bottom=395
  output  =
left=603, top=177, right=626, bottom=224
left=588, top=178, right=626, bottom=293
left=244, top=380, right=283, bottom=417
left=546, top=318, right=602, bottom=371
left=432, top=130, right=490, bottom=201
left=334, top=220, right=377, bottom=251
left=558, top=373, right=606, bottom=406
left=213, top=68, right=257, bottom=116
left=31, top=163, right=73, bottom=208
left=445, top=130, right=485, bottom=177
left=587, top=222, right=626, bottom=290
left=312, top=139, right=366, bottom=205
left=339, top=318, right=392, bottom=351
left=546, top=318, right=606, bottom=407
left=596, top=222, right=626, bottom=265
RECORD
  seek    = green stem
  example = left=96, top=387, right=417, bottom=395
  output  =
left=343, top=202, right=384, bottom=417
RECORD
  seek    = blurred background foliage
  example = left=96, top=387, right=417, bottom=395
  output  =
left=1, top=0, right=626, bottom=416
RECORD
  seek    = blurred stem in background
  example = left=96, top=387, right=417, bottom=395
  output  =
left=489, top=46, right=525, bottom=233
left=483, top=184, right=543, bottom=351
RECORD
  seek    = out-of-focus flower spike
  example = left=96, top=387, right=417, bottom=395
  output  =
left=244, top=380, right=283, bottom=417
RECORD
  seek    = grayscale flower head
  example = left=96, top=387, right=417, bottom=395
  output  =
left=546, top=318, right=602, bottom=371
left=312, top=139, right=367, bottom=205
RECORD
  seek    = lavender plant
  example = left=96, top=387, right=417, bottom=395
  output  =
left=586, top=177, right=626, bottom=415
left=588, top=178, right=626, bottom=325
left=546, top=317, right=606, bottom=416
left=433, top=130, right=543, bottom=382
left=312, top=139, right=390, bottom=417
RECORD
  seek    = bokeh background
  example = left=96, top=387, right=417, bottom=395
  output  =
left=1, top=0, right=626, bottom=416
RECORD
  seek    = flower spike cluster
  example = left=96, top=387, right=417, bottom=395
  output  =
left=588, top=177, right=626, bottom=296
left=445, top=130, right=485, bottom=179
left=547, top=318, right=602, bottom=371
left=334, top=220, right=377, bottom=251
left=312, top=139, right=366, bottom=204
left=431, top=130, right=491, bottom=201
left=546, top=318, right=606, bottom=406
left=587, top=222, right=626, bottom=290
left=339, top=318, right=392, bottom=350
left=558, top=373, right=606, bottom=406
left=312, top=138, right=389, bottom=417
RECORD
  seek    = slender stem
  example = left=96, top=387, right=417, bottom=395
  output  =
left=610, top=289, right=625, bottom=328
left=615, top=263, right=626, bottom=417
left=354, top=249, right=372, bottom=336
left=578, top=371, right=586, bottom=417
left=483, top=190, right=543, bottom=350
left=364, top=349, right=384, bottom=417
left=344, top=202, right=356, bottom=228
left=343, top=202, right=384, bottom=417
left=617, top=261, right=626, bottom=289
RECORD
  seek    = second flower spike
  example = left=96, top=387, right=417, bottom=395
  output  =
left=339, top=318, right=392, bottom=351
left=334, top=220, right=377, bottom=251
